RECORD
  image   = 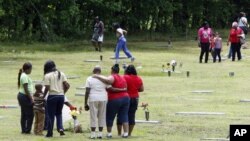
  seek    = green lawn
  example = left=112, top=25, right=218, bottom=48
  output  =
left=0, top=39, right=250, bottom=141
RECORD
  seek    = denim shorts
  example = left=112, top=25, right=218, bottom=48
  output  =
left=106, top=96, right=130, bottom=127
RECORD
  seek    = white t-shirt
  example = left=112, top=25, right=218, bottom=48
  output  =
left=85, top=76, right=108, bottom=102
left=44, top=71, right=67, bottom=95
left=238, top=17, right=248, bottom=27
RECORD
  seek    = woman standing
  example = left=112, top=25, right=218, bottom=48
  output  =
left=115, top=28, right=135, bottom=63
left=117, top=65, right=144, bottom=136
left=94, top=64, right=130, bottom=138
left=17, top=62, right=34, bottom=134
left=43, top=60, right=70, bottom=137
left=227, top=22, right=244, bottom=61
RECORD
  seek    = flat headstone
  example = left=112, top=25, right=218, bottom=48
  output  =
left=110, top=56, right=128, bottom=59
left=135, top=120, right=160, bottom=124
left=175, top=112, right=225, bottom=116
left=239, top=99, right=250, bottom=102
left=62, top=106, right=72, bottom=123
left=0, top=105, right=18, bottom=108
left=185, top=98, right=207, bottom=101
left=84, top=60, right=100, bottom=62
left=67, top=76, right=80, bottom=79
left=75, top=93, right=85, bottom=96
left=191, top=90, right=214, bottom=93
left=200, top=138, right=229, bottom=141
left=2, top=60, right=16, bottom=63
left=76, top=86, right=86, bottom=90
left=209, top=57, right=227, bottom=61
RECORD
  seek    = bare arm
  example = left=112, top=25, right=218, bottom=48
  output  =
left=138, top=84, right=144, bottom=92
left=93, top=75, right=114, bottom=85
left=107, top=87, right=127, bottom=92
left=43, top=85, right=50, bottom=98
left=23, top=83, right=34, bottom=104
left=63, top=81, right=70, bottom=94
left=84, top=88, right=90, bottom=111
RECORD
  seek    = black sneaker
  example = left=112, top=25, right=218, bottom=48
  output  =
left=59, top=130, right=65, bottom=136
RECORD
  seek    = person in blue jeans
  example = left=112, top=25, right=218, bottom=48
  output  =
left=43, top=60, right=70, bottom=137
left=115, top=28, right=135, bottom=63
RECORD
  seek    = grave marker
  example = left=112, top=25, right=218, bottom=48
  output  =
left=0, top=105, right=18, bottom=108
left=175, top=112, right=225, bottom=116
left=135, top=120, right=160, bottom=124
left=84, top=60, right=100, bottom=63
left=67, top=76, right=80, bottom=79
left=239, top=99, right=250, bottom=103
left=191, top=90, right=214, bottom=94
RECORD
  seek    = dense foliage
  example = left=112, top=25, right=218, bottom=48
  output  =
left=0, top=0, right=249, bottom=41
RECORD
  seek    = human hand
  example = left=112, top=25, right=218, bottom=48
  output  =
left=84, top=105, right=89, bottom=111
left=70, top=106, right=77, bottom=111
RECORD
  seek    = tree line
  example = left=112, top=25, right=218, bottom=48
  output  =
left=0, top=0, right=249, bottom=41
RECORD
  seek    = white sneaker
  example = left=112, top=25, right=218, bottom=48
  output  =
left=97, top=132, right=102, bottom=139
left=131, top=57, right=135, bottom=62
left=122, top=132, right=128, bottom=138
left=106, top=133, right=112, bottom=138
left=90, top=132, right=96, bottom=139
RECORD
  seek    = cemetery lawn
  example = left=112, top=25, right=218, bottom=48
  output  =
left=1, top=39, right=250, bottom=141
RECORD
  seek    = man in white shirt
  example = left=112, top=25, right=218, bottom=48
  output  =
left=84, top=66, right=108, bottom=139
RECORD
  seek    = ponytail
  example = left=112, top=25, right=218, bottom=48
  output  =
left=18, top=62, right=32, bottom=88
left=111, top=64, right=120, bottom=74
left=18, top=69, right=22, bottom=88
left=123, top=30, right=127, bottom=35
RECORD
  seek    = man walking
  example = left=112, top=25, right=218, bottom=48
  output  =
left=91, top=16, right=104, bottom=52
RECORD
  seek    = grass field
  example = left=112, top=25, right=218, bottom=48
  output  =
left=1, top=38, right=250, bottom=141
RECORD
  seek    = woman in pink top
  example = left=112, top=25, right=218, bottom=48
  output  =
left=198, top=21, right=213, bottom=63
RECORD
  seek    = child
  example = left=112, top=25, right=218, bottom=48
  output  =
left=33, top=84, right=45, bottom=135
left=210, top=33, right=216, bottom=59
left=213, top=32, right=222, bottom=62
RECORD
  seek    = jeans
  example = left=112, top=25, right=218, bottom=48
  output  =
left=231, top=43, right=242, bottom=61
left=117, top=98, right=139, bottom=125
left=106, top=96, right=130, bottom=127
left=17, top=93, right=34, bottom=134
left=228, top=45, right=232, bottom=58
left=199, top=42, right=210, bottom=63
left=46, top=95, right=64, bottom=137
left=115, top=44, right=132, bottom=59
left=213, top=48, right=221, bottom=62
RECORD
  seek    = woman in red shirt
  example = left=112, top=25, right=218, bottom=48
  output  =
left=93, top=64, right=130, bottom=138
left=227, top=22, right=244, bottom=61
left=117, top=65, right=144, bottom=136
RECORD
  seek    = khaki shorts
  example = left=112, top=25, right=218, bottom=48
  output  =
left=89, top=101, right=107, bottom=127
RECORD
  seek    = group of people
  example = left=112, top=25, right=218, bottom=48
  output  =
left=17, top=61, right=144, bottom=139
left=17, top=61, right=77, bottom=137
left=91, top=16, right=135, bottom=63
left=84, top=64, right=143, bottom=139
left=198, top=12, right=248, bottom=63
